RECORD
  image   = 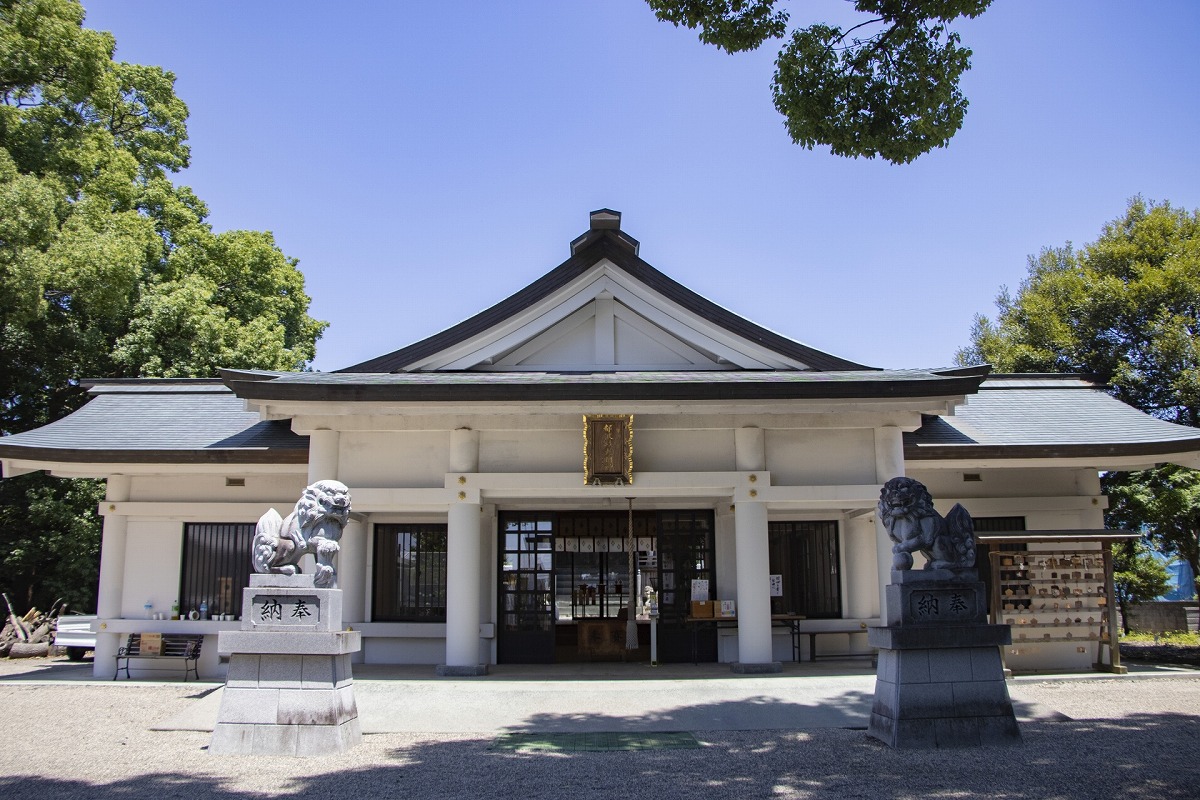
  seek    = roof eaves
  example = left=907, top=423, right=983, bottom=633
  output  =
left=905, top=438, right=1200, bottom=461
left=224, top=371, right=986, bottom=404
left=0, top=445, right=309, bottom=465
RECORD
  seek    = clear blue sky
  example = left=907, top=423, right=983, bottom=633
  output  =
left=81, top=1, right=1200, bottom=372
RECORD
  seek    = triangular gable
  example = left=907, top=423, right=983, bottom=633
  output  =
left=341, top=210, right=872, bottom=374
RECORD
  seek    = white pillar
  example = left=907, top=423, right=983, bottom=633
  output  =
left=873, top=426, right=906, bottom=620
left=449, top=427, right=479, bottom=474
left=303, top=430, right=340, bottom=577
left=734, top=500, right=775, bottom=668
left=307, top=429, right=340, bottom=483
left=844, top=515, right=880, bottom=619
left=93, top=475, right=131, bottom=678
left=735, top=426, right=766, bottom=471
left=339, top=517, right=367, bottom=624
left=444, top=501, right=483, bottom=671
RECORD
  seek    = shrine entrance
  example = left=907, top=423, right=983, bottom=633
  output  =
left=496, top=509, right=716, bottom=664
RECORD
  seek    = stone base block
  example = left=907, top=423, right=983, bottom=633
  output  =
left=868, top=711, right=1021, bottom=749
left=436, top=664, right=490, bottom=676
left=868, top=623, right=1011, bottom=650
left=869, top=633, right=1022, bottom=749
left=210, top=652, right=361, bottom=757
left=218, top=629, right=361, bottom=657
left=730, top=661, right=782, bottom=674
left=211, top=716, right=361, bottom=757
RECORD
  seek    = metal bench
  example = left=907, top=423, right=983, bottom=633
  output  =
left=114, top=633, right=203, bottom=681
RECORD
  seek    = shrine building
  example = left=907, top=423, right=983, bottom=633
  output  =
left=3, top=209, right=1199, bottom=679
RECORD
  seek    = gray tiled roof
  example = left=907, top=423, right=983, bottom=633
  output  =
left=906, top=376, right=1200, bottom=459
left=0, top=381, right=306, bottom=464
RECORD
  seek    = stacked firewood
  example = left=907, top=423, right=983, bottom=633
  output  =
left=0, top=592, right=66, bottom=658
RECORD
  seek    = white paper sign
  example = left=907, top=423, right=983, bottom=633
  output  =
left=769, top=574, right=783, bottom=597
left=691, top=579, right=710, bottom=601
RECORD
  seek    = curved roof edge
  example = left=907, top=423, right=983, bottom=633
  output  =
left=221, top=365, right=989, bottom=404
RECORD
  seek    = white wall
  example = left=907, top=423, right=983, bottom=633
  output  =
left=340, top=431, right=450, bottom=487
left=910, top=468, right=1093, bottom=500
left=635, top=429, right=735, bottom=472
left=479, top=429, right=578, bottom=473
left=766, top=428, right=875, bottom=485
left=129, top=474, right=305, bottom=503
left=120, top=519, right=183, bottom=619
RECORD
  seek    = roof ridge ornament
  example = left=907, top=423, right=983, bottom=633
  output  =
left=570, top=208, right=640, bottom=256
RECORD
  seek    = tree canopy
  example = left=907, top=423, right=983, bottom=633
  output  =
left=959, top=198, right=1200, bottom=426
left=646, top=0, right=993, bottom=164
left=960, top=198, right=1200, bottom=611
left=1110, top=537, right=1173, bottom=634
left=0, top=0, right=327, bottom=611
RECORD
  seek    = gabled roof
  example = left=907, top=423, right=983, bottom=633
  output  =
left=0, top=381, right=307, bottom=465
left=905, top=375, right=1200, bottom=462
left=341, top=210, right=872, bottom=374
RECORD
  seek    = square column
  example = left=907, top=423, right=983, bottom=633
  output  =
left=440, top=501, right=487, bottom=675
left=733, top=500, right=780, bottom=672
left=93, top=475, right=130, bottom=679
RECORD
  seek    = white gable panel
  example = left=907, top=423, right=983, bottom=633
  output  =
left=494, top=307, right=597, bottom=368
left=421, top=260, right=808, bottom=372
left=613, top=316, right=702, bottom=367
left=613, top=304, right=725, bottom=368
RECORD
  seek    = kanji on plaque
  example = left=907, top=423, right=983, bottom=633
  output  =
left=252, top=594, right=320, bottom=625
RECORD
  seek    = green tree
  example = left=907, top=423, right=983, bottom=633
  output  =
left=1106, top=468, right=1200, bottom=611
left=1109, top=537, right=1173, bottom=635
left=959, top=198, right=1200, bottom=624
left=0, top=0, right=326, bottom=612
left=646, top=0, right=992, bottom=164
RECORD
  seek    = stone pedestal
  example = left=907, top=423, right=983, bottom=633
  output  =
left=210, top=575, right=363, bottom=756
left=867, top=570, right=1021, bottom=749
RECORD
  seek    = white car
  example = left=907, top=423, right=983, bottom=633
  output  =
left=53, top=614, right=97, bottom=661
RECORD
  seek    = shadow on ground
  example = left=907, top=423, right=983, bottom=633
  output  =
left=2, top=710, right=1198, bottom=800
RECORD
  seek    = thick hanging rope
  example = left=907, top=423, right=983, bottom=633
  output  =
left=626, top=497, right=638, bottom=649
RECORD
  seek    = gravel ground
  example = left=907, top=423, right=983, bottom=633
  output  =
left=1, top=657, right=1198, bottom=800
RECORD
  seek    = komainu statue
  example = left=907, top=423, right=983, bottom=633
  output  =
left=253, top=480, right=352, bottom=588
left=878, top=477, right=975, bottom=571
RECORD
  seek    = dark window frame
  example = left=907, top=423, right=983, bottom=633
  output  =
left=372, top=523, right=448, bottom=622
left=767, top=520, right=842, bottom=619
left=179, top=522, right=256, bottom=619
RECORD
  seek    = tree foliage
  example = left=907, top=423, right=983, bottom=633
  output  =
left=1110, top=536, right=1173, bottom=634
left=960, top=198, right=1200, bottom=624
left=646, top=0, right=992, bottom=164
left=960, top=199, right=1200, bottom=425
left=0, top=0, right=327, bottom=611
left=1106, top=468, right=1200, bottom=609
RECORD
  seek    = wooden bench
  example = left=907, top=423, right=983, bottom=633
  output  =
left=114, top=633, right=203, bottom=681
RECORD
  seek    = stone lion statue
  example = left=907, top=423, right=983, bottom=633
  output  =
left=253, top=480, right=352, bottom=588
left=878, top=477, right=975, bottom=571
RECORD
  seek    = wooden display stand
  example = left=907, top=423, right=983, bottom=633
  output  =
left=981, top=531, right=1136, bottom=674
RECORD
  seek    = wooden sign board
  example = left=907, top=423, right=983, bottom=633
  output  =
left=583, top=414, right=633, bottom=485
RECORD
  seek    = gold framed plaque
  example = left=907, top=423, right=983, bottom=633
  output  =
left=583, top=414, right=633, bottom=485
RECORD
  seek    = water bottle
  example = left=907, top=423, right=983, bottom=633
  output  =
left=171, top=600, right=180, bottom=620
left=199, top=600, right=208, bottom=620
left=144, top=601, right=153, bottom=619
